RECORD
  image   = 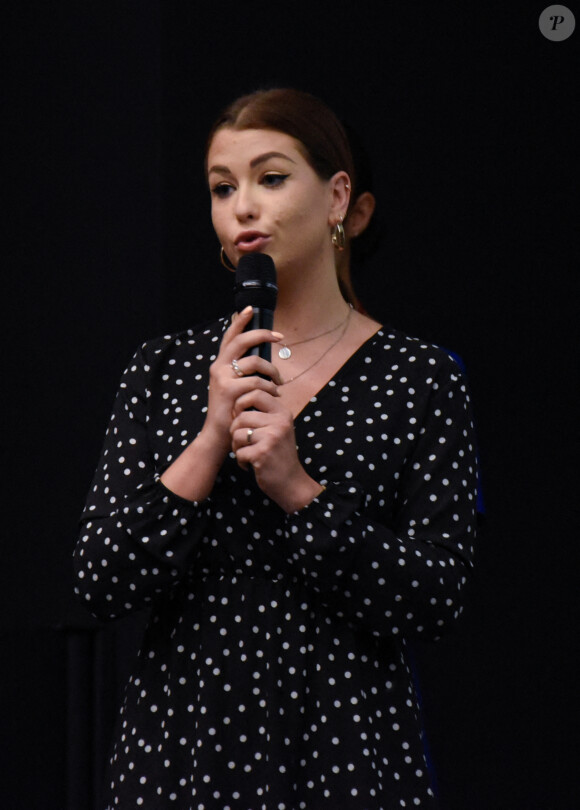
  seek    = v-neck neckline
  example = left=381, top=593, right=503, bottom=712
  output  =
left=291, top=326, right=384, bottom=422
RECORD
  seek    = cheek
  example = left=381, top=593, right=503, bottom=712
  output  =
left=273, top=198, right=316, bottom=231
left=285, top=205, right=328, bottom=241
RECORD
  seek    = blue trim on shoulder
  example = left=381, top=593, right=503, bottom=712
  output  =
left=439, top=347, right=486, bottom=517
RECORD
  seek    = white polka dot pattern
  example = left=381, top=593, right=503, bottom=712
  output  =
left=74, top=318, right=478, bottom=808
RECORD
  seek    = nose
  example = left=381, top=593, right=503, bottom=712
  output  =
left=234, top=182, right=259, bottom=222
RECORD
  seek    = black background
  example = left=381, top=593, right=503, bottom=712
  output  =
left=3, top=2, right=579, bottom=808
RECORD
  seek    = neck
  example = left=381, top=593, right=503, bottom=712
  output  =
left=272, top=260, right=350, bottom=340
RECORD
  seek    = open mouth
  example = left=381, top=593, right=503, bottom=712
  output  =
left=235, top=232, right=270, bottom=251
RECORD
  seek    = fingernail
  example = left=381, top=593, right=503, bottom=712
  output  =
left=243, top=305, right=253, bottom=314
left=271, top=331, right=284, bottom=340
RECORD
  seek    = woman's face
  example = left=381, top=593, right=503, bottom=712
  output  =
left=207, top=128, right=342, bottom=274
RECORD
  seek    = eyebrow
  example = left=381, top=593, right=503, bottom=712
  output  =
left=208, top=151, right=296, bottom=177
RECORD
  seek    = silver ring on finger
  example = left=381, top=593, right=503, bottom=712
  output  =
left=231, top=358, right=244, bottom=377
left=246, top=428, right=254, bottom=445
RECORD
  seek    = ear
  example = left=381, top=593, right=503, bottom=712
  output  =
left=328, top=171, right=352, bottom=225
left=345, top=191, right=376, bottom=239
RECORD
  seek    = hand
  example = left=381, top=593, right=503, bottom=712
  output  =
left=203, top=305, right=284, bottom=455
left=160, top=307, right=285, bottom=503
left=230, top=387, right=323, bottom=512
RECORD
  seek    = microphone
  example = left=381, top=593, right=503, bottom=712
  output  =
left=233, top=253, right=278, bottom=365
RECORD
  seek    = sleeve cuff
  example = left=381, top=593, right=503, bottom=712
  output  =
left=285, top=480, right=365, bottom=529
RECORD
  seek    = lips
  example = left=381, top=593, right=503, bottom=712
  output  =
left=234, top=231, right=270, bottom=251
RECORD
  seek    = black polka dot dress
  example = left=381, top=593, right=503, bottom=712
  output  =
left=74, top=316, right=478, bottom=809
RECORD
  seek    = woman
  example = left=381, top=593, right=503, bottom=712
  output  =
left=75, top=88, right=478, bottom=809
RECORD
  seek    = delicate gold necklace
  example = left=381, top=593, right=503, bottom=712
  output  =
left=277, top=307, right=352, bottom=360
left=280, top=306, right=353, bottom=385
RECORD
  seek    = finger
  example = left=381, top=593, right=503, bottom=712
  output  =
left=233, top=388, right=285, bottom=417
left=229, top=354, right=283, bottom=386
left=225, top=306, right=284, bottom=352
left=221, top=368, right=280, bottom=400
left=233, top=447, right=252, bottom=472
left=227, top=330, right=284, bottom=365
left=221, top=305, right=255, bottom=347
left=231, top=424, right=259, bottom=452
left=233, top=390, right=278, bottom=417
left=231, top=429, right=257, bottom=470
left=230, top=410, right=270, bottom=437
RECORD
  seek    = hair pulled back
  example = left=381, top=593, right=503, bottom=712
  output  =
left=206, top=88, right=355, bottom=200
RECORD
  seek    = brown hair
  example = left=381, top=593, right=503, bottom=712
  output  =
left=206, top=88, right=355, bottom=199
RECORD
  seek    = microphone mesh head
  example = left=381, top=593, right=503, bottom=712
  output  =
left=234, top=254, right=278, bottom=312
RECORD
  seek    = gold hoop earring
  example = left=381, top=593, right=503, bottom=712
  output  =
left=220, top=247, right=236, bottom=271
left=331, top=218, right=346, bottom=251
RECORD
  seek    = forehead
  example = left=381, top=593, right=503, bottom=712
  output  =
left=207, top=128, right=307, bottom=168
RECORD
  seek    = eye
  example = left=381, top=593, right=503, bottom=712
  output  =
left=261, top=173, right=289, bottom=188
left=211, top=183, right=234, bottom=199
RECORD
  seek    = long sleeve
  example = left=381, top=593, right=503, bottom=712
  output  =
left=74, top=322, right=478, bottom=640
left=73, top=340, right=213, bottom=620
left=78, top=324, right=472, bottom=808
left=281, top=358, right=478, bottom=641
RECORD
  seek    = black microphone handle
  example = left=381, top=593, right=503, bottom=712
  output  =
left=244, top=306, right=275, bottom=364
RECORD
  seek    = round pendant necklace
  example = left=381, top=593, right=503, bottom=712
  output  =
left=279, top=306, right=353, bottom=385
left=277, top=306, right=352, bottom=360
